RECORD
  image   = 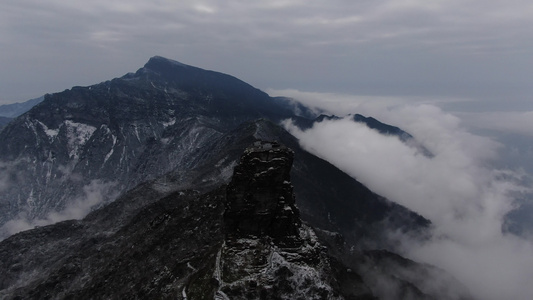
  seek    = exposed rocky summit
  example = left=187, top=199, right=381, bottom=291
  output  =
left=213, top=141, right=372, bottom=299
left=224, top=141, right=300, bottom=243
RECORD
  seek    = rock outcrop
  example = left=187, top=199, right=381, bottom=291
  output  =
left=224, top=141, right=300, bottom=245
left=206, top=141, right=372, bottom=299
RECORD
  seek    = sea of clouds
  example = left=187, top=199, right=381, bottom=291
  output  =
left=271, top=89, right=533, bottom=300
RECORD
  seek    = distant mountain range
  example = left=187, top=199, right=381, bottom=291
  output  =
left=0, top=56, right=471, bottom=299
left=0, top=116, right=11, bottom=129
left=0, top=96, right=44, bottom=130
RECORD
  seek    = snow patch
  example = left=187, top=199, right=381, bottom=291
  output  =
left=64, top=120, right=96, bottom=159
left=187, top=262, right=197, bottom=271
left=214, top=243, right=223, bottom=284
left=219, top=160, right=237, bottom=180
left=162, top=118, right=176, bottom=128
left=103, top=133, right=117, bottom=165
left=214, top=291, right=230, bottom=300
left=36, top=120, right=59, bottom=139
left=133, top=124, right=141, bottom=143
left=270, top=251, right=338, bottom=299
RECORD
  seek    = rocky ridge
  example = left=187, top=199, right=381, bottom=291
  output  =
left=0, top=139, right=473, bottom=299
left=224, top=141, right=300, bottom=244
left=0, top=57, right=429, bottom=248
left=216, top=141, right=371, bottom=299
left=0, top=141, right=374, bottom=299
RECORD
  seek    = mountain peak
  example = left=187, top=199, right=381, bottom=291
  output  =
left=145, top=55, right=189, bottom=69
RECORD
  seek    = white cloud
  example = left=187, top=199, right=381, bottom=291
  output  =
left=192, top=4, right=216, bottom=14
left=0, top=180, right=117, bottom=239
left=282, top=103, right=533, bottom=299
left=267, top=88, right=472, bottom=117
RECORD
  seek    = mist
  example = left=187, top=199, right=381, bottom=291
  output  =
left=0, top=180, right=116, bottom=240
left=280, top=93, right=533, bottom=299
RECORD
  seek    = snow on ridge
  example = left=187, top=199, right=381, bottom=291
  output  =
left=36, top=120, right=59, bottom=139
left=103, top=133, right=117, bottom=165
left=162, top=118, right=176, bottom=128
left=65, top=120, right=96, bottom=159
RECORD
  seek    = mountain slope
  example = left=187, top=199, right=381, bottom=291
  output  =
left=0, top=56, right=429, bottom=243
left=0, top=142, right=470, bottom=299
left=0, top=56, right=474, bottom=298
left=0, top=142, right=374, bottom=299
left=0, top=57, right=294, bottom=232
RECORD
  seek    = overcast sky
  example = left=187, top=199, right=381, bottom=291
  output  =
left=1, top=0, right=532, bottom=111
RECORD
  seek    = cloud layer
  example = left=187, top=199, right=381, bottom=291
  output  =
left=1, top=0, right=533, bottom=105
left=0, top=180, right=116, bottom=240
left=282, top=96, right=533, bottom=299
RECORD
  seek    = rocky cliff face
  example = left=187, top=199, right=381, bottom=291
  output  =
left=206, top=141, right=372, bottom=299
left=224, top=141, right=300, bottom=243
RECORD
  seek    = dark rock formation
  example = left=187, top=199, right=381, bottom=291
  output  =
left=213, top=141, right=373, bottom=299
left=224, top=141, right=300, bottom=244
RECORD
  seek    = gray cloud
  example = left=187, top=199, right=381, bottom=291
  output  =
left=267, top=88, right=472, bottom=116
left=270, top=88, right=533, bottom=178
left=1, top=0, right=532, bottom=106
left=281, top=99, right=533, bottom=299
left=0, top=180, right=117, bottom=240
left=457, top=111, right=533, bottom=137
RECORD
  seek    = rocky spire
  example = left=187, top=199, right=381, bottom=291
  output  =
left=224, top=140, right=301, bottom=245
